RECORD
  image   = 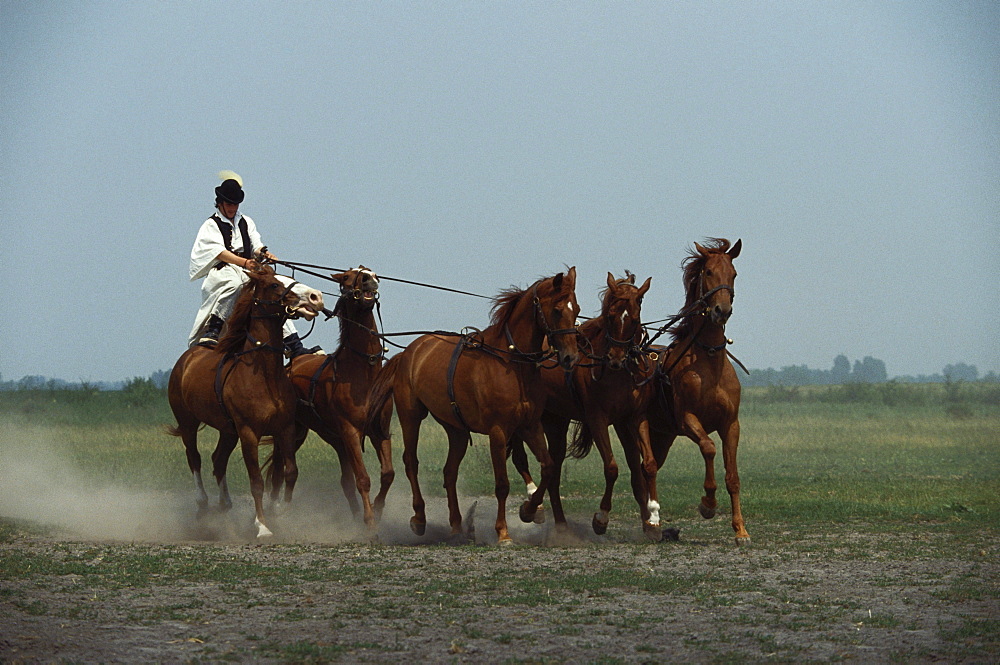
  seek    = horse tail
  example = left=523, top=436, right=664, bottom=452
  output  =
left=365, top=354, right=401, bottom=441
left=568, top=420, right=594, bottom=459
left=164, top=425, right=182, bottom=437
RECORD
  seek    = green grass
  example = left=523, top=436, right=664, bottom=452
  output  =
left=1, top=384, right=997, bottom=535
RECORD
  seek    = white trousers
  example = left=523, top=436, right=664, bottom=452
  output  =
left=187, top=264, right=298, bottom=347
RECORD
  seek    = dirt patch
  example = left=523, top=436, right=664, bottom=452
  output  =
left=1, top=492, right=997, bottom=663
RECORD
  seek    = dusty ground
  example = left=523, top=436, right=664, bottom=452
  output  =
left=1, top=492, right=998, bottom=664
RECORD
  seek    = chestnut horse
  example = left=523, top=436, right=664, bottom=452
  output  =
left=366, top=269, right=580, bottom=544
left=509, top=272, right=663, bottom=539
left=639, top=238, right=749, bottom=545
left=284, top=266, right=394, bottom=529
left=167, top=263, right=324, bottom=539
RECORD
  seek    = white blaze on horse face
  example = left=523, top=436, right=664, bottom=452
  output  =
left=620, top=310, right=628, bottom=328
left=276, top=275, right=325, bottom=319
left=647, top=500, right=661, bottom=526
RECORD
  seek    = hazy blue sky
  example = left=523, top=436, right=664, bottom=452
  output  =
left=2, top=1, right=997, bottom=382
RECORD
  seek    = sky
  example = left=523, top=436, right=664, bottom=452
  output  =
left=1, top=1, right=997, bottom=383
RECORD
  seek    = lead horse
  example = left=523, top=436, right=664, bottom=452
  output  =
left=167, top=262, right=324, bottom=539
left=366, top=269, right=580, bottom=544
left=638, top=238, right=749, bottom=545
left=283, top=266, right=394, bottom=530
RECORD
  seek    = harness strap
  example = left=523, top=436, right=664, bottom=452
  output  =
left=211, top=214, right=253, bottom=269
left=447, top=337, right=475, bottom=432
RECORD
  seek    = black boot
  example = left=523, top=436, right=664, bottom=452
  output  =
left=283, top=333, right=323, bottom=359
left=198, top=315, right=225, bottom=347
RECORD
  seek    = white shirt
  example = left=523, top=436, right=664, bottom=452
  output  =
left=189, top=212, right=264, bottom=280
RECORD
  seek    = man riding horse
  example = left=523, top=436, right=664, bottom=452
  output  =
left=187, top=171, right=322, bottom=358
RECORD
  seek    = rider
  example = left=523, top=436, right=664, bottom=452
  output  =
left=187, top=171, right=321, bottom=358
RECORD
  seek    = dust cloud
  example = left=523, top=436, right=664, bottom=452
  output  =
left=0, top=426, right=604, bottom=546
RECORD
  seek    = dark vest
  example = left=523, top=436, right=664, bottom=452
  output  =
left=211, top=214, right=253, bottom=269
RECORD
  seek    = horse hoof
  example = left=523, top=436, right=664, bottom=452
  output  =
left=255, top=520, right=274, bottom=541
left=592, top=513, right=609, bottom=535
left=643, top=522, right=664, bottom=542
left=533, top=505, right=546, bottom=524
left=497, top=537, right=515, bottom=547
left=735, top=535, right=751, bottom=547
left=518, top=501, right=537, bottom=524
left=699, top=502, right=716, bottom=519
left=410, top=517, right=426, bottom=536
left=662, top=527, right=681, bottom=542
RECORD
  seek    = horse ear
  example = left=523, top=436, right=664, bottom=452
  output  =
left=638, top=276, right=652, bottom=297
left=330, top=271, right=348, bottom=285
left=552, top=272, right=564, bottom=290
left=694, top=242, right=709, bottom=257
left=728, top=238, right=742, bottom=259
left=607, top=272, right=616, bottom=290
left=246, top=259, right=264, bottom=274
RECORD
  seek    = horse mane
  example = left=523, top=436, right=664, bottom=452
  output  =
left=490, top=283, right=530, bottom=330
left=214, top=284, right=255, bottom=355
left=670, top=238, right=732, bottom=342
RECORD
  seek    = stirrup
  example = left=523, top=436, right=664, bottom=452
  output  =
left=198, top=337, right=219, bottom=347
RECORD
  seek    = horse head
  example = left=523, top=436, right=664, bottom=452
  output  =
left=691, top=239, right=740, bottom=328
left=248, top=261, right=325, bottom=320
left=330, top=265, right=380, bottom=314
left=536, top=267, right=581, bottom=371
left=602, top=272, right=652, bottom=370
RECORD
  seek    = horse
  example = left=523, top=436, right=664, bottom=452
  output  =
left=167, top=262, right=325, bottom=539
left=283, top=266, right=394, bottom=530
left=508, top=272, right=663, bottom=539
left=366, top=269, right=580, bottom=544
left=639, top=237, right=749, bottom=545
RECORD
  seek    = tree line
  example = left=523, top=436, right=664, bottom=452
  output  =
left=743, top=355, right=993, bottom=387
left=1, top=358, right=995, bottom=391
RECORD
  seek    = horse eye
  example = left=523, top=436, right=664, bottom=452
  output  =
left=705, top=269, right=713, bottom=277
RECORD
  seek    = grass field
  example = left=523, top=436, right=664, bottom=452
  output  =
left=0, top=382, right=997, bottom=663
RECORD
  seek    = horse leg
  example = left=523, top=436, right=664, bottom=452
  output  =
left=318, top=430, right=362, bottom=519
left=276, top=425, right=299, bottom=506
left=615, top=425, right=649, bottom=526
left=540, top=416, right=570, bottom=528
left=517, top=422, right=553, bottom=527
left=440, top=423, right=471, bottom=537
left=633, top=417, right=663, bottom=541
left=682, top=413, right=719, bottom=522
left=487, top=426, right=515, bottom=545
left=720, top=418, right=750, bottom=545
left=588, top=418, right=619, bottom=536
left=177, top=421, right=208, bottom=512
left=211, top=431, right=239, bottom=512
left=237, top=427, right=272, bottom=540
left=508, top=435, right=544, bottom=524
left=371, top=428, right=395, bottom=522
left=341, top=427, right=378, bottom=530
left=398, top=402, right=428, bottom=536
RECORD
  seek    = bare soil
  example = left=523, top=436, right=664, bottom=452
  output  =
left=1, top=493, right=997, bottom=664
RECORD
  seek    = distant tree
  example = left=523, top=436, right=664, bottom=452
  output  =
left=943, top=363, right=978, bottom=382
left=830, top=354, right=851, bottom=384
left=150, top=369, right=170, bottom=389
left=851, top=356, right=887, bottom=383
left=17, top=375, right=46, bottom=390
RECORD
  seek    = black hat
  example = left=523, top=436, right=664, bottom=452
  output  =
left=215, top=178, right=245, bottom=204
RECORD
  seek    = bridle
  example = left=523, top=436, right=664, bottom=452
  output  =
left=502, top=281, right=578, bottom=364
